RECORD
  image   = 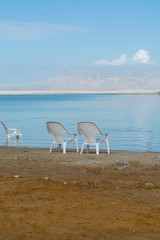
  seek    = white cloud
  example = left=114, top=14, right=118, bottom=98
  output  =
left=0, top=21, right=87, bottom=40
left=95, top=54, right=127, bottom=66
left=94, top=49, right=154, bottom=66
left=133, top=49, right=150, bottom=64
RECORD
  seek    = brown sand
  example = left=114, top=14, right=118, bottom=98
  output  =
left=0, top=146, right=160, bottom=240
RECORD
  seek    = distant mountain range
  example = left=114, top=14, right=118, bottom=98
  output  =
left=0, top=73, right=159, bottom=91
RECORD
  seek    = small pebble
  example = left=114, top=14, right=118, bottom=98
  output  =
left=132, top=160, right=137, bottom=163
left=144, top=182, right=155, bottom=189
left=63, top=181, right=67, bottom=185
left=13, top=175, right=19, bottom=178
left=44, top=177, right=49, bottom=180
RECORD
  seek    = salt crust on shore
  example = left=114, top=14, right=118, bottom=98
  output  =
left=0, top=90, right=159, bottom=95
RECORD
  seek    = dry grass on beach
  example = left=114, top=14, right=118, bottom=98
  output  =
left=0, top=146, right=160, bottom=240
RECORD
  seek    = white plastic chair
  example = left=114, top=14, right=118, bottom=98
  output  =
left=1, top=121, right=22, bottom=139
left=46, top=121, right=79, bottom=154
left=77, top=122, right=110, bottom=155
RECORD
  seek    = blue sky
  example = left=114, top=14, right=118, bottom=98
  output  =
left=0, top=0, right=160, bottom=90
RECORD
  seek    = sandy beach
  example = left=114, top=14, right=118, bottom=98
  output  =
left=0, top=146, right=160, bottom=239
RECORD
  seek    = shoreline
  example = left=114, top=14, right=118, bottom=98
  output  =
left=0, top=90, right=159, bottom=95
left=0, top=146, right=160, bottom=167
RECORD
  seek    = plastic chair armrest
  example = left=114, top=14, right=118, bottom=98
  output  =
left=8, top=128, right=17, bottom=131
left=101, top=133, right=108, bottom=136
left=68, top=133, right=77, bottom=136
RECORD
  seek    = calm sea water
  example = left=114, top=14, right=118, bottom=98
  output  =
left=0, top=94, right=159, bottom=152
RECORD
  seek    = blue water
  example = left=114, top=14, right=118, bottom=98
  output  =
left=0, top=94, right=159, bottom=152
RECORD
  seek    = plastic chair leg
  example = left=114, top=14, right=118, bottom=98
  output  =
left=58, top=144, right=61, bottom=151
left=49, top=142, right=55, bottom=153
left=80, top=143, right=85, bottom=154
left=106, top=137, right=110, bottom=154
left=75, top=138, right=79, bottom=153
left=96, top=143, right=99, bottom=155
left=86, top=145, right=89, bottom=153
left=63, top=143, right=67, bottom=154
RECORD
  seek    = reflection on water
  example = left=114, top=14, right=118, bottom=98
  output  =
left=0, top=94, right=160, bottom=152
left=5, top=137, right=22, bottom=146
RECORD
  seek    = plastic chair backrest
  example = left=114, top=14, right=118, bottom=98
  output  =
left=1, top=121, right=8, bottom=134
left=46, top=122, right=68, bottom=143
left=78, top=122, right=101, bottom=143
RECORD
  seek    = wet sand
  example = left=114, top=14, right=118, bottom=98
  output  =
left=0, top=146, right=160, bottom=239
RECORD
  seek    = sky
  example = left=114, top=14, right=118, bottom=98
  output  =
left=0, top=0, right=160, bottom=91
